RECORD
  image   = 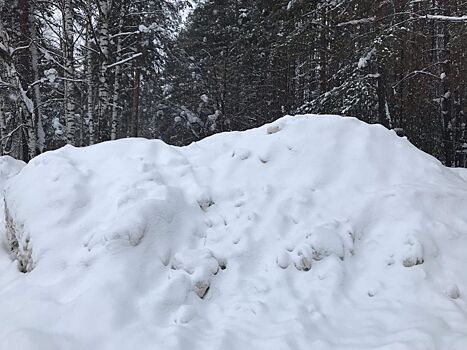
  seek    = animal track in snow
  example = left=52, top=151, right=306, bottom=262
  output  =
left=171, top=249, right=225, bottom=298
left=401, top=236, right=424, bottom=267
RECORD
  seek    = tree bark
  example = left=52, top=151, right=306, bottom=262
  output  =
left=319, top=6, right=328, bottom=94
left=130, top=67, right=141, bottom=138
left=376, top=68, right=391, bottom=129
left=0, top=104, right=6, bottom=155
left=64, top=0, right=75, bottom=145
left=110, top=4, right=125, bottom=140
left=97, top=0, right=110, bottom=141
left=28, top=0, right=44, bottom=153
left=86, top=23, right=95, bottom=145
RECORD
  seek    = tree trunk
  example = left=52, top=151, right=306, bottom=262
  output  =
left=18, top=0, right=37, bottom=160
left=28, top=0, right=44, bottom=153
left=110, top=5, right=125, bottom=140
left=319, top=6, right=328, bottom=94
left=130, top=67, right=141, bottom=138
left=86, top=23, right=95, bottom=145
left=439, top=29, right=453, bottom=166
left=432, top=0, right=453, bottom=166
left=0, top=104, right=6, bottom=155
left=97, top=0, right=110, bottom=141
left=64, top=0, right=75, bottom=145
left=376, top=68, right=391, bottom=129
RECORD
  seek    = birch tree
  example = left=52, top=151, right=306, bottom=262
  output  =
left=96, top=0, right=110, bottom=141
left=0, top=0, right=41, bottom=160
left=85, top=21, right=95, bottom=145
left=63, top=0, right=76, bottom=145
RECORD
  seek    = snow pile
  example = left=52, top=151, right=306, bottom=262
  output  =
left=0, top=156, right=25, bottom=190
left=1, top=115, right=467, bottom=350
left=0, top=156, right=25, bottom=265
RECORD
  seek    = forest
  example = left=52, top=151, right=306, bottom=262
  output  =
left=0, top=0, right=466, bottom=166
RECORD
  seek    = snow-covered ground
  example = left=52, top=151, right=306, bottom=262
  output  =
left=1, top=115, right=467, bottom=350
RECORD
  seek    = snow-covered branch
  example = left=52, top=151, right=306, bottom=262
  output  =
left=337, top=17, right=375, bottom=27
left=335, top=13, right=467, bottom=28
left=423, top=14, right=467, bottom=22
left=9, top=42, right=32, bottom=57
left=0, top=123, right=29, bottom=142
left=107, top=53, right=142, bottom=69
left=392, top=69, right=443, bottom=90
left=0, top=80, right=14, bottom=88
left=110, top=30, right=140, bottom=39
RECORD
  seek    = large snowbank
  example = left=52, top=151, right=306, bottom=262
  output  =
left=1, top=115, right=467, bottom=350
left=0, top=156, right=26, bottom=266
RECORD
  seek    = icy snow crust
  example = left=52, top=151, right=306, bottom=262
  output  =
left=1, top=115, right=467, bottom=349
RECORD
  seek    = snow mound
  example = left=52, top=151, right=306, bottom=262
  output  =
left=0, top=156, right=26, bottom=264
left=2, top=115, right=467, bottom=350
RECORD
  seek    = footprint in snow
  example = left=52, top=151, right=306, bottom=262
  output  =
left=277, top=227, right=346, bottom=271
left=171, top=249, right=226, bottom=299
left=267, top=124, right=282, bottom=135
left=401, top=236, right=424, bottom=267
left=445, top=284, right=461, bottom=299
left=232, top=148, right=251, bottom=160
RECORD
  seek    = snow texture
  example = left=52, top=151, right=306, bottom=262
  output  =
left=1, top=115, right=467, bottom=350
left=358, top=48, right=375, bottom=69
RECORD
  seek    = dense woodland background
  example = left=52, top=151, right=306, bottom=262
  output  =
left=0, top=0, right=466, bottom=166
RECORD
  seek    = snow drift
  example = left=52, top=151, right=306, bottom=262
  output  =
left=1, top=115, right=467, bottom=350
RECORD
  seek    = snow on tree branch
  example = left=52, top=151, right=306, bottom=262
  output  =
left=107, top=53, right=143, bottom=69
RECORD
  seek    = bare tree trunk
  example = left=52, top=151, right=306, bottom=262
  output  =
left=28, top=0, right=44, bottom=153
left=110, top=5, right=125, bottom=140
left=85, top=23, right=95, bottom=145
left=376, top=69, right=392, bottom=128
left=19, top=108, right=29, bottom=161
left=319, top=6, right=327, bottom=94
left=63, top=0, right=75, bottom=145
left=17, top=0, right=37, bottom=160
left=0, top=104, right=6, bottom=155
left=438, top=26, right=453, bottom=166
left=1, top=6, right=23, bottom=159
left=97, top=0, right=110, bottom=141
left=130, top=67, right=141, bottom=138
left=373, top=3, right=392, bottom=129
left=432, top=0, right=453, bottom=166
